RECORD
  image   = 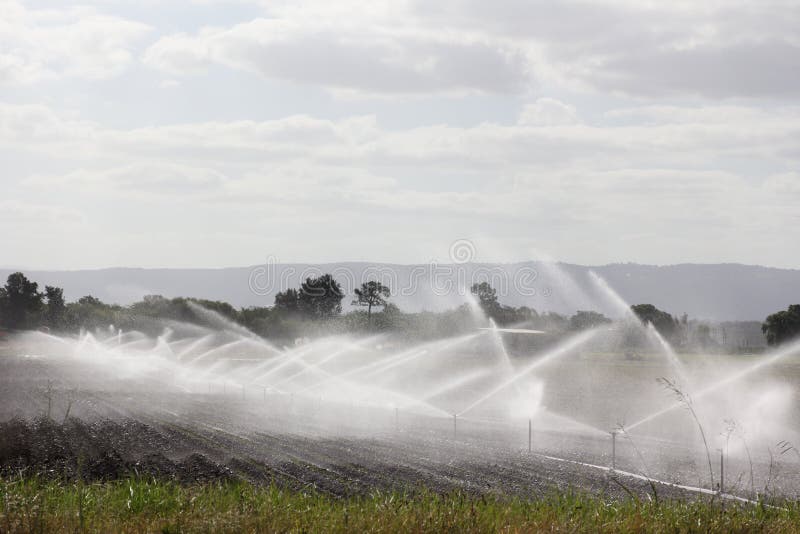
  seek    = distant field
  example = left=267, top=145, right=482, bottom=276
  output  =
left=2, top=477, right=799, bottom=533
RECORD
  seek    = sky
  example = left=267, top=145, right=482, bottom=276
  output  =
left=2, top=0, right=799, bottom=270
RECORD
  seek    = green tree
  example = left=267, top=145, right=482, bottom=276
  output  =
left=762, top=305, right=800, bottom=346
left=274, top=288, right=301, bottom=315
left=352, top=281, right=391, bottom=326
left=77, top=295, right=103, bottom=306
left=44, top=285, right=66, bottom=329
left=65, top=295, right=121, bottom=331
left=470, top=282, right=501, bottom=319
left=569, top=310, right=611, bottom=330
left=0, top=272, right=44, bottom=329
left=298, top=274, right=344, bottom=320
left=631, top=303, right=678, bottom=337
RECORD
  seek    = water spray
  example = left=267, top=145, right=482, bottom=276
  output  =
left=458, top=328, right=600, bottom=418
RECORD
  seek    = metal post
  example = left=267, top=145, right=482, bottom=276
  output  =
left=719, top=449, right=724, bottom=494
left=611, top=432, right=617, bottom=470
left=453, top=414, right=457, bottom=439
left=528, top=418, right=532, bottom=453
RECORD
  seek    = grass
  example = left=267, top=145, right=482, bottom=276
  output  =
left=1, top=477, right=799, bottom=533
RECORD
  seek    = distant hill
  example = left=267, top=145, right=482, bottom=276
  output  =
left=1, top=262, right=798, bottom=321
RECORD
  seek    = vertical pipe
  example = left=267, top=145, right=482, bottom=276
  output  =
left=453, top=414, right=457, bottom=439
left=528, top=418, right=532, bottom=453
left=611, top=432, right=617, bottom=470
left=719, top=449, right=724, bottom=494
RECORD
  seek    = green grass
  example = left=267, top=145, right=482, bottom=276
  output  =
left=2, top=477, right=799, bottom=533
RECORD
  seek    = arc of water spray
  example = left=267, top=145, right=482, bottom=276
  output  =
left=186, top=339, right=250, bottom=366
left=251, top=347, right=317, bottom=383
left=457, top=328, right=601, bottom=417
left=645, top=322, right=689, bottom=386
left=175, top=334, right=216, bottom=361
left=418, top=368, right=493, bottom=403
left=360, top=332, right=483, bottom=382
left=275, top=335, right=383, bottom=387
left=185, top=301, right=282, bottom=354
left=627, top=337, right=800, bottom=431
left=589, top=270, right=689, bottom=385
left=587, top=271, right=636, bottom=320
left=296, top=333, right=479, bottom=394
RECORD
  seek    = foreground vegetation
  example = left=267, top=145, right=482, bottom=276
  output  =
left=1, top=477, right=799, bottom=533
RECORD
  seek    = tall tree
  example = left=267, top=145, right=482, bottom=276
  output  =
left=44, top=285, right=66, bottom=329
left=569, top=310, right=611, bottom=330
left=0, top=272, right=43, bottom=329
left=470, top=282, right=501, bottom=319
left=631, top=303, right=678, bottom=337
left=762, top=304, right=800, bottom=346
left=274, top=288, right=301, bottom=315
left=298, top=274, right=344, bottom=319
left=352, top=281, right=391, bottom=326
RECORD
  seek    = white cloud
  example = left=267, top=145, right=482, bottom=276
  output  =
left=412, top=0, right=800, bottom=99
left=0, top=0, right=151, bottom=84
left=135, top=0, right=800, bottom=99
left=143, top=16, right=532, bottom=96
left=0, top=200, right=87, bottom=228
left=25, top=163, right=228, bottom=195
left=518, top=98, right=579, bottom=126
left=4, top=101, right=798, bottom=171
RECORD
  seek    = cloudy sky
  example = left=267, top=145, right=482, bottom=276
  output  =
left=2, top=0, right=799, bottom=269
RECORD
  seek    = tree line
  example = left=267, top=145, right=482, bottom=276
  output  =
left=0, top=271, right=797, bottom=347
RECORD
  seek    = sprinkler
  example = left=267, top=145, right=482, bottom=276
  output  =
left=612, top=431, right=618, bottom=469
left=718, top=448, right=724, bottom=494
left=528, top=418, right=532, bottom=453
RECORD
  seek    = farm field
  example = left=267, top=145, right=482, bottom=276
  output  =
left=2, top=322, right=800, bottom=533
